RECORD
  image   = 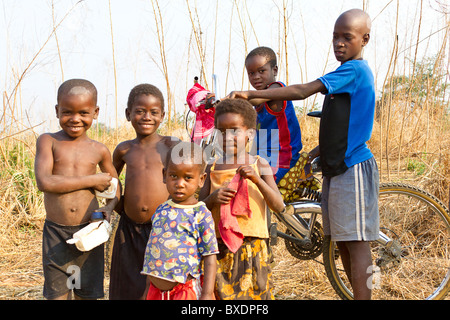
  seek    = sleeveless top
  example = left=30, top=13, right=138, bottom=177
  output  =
left=254, top=81, right=302, bottom=183
left=209, top=157, right=269, bottom=239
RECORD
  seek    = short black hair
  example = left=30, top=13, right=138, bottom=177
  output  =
left=166, top=141, right=207, bottom=173
left=127, top=83, right=165, bottom=111
left=214, top=98, right=257, bottom=129
left=246, top=46, right=277, bottom=68
left=57, top=79, right=97, bottom=105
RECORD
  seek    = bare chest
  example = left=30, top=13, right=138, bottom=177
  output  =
left=52, top=141, right=101, bottom=175
left=124, top=145, right=167, bottom=171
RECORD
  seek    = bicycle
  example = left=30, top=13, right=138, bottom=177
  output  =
left=272, top=111, right=450, bottom=300
left=273, top=161, right=450, bottom=300
left=186, top=78, right=450, bottom=300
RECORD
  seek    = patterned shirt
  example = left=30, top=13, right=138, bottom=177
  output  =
left=141, top=200, right=218, bottom=283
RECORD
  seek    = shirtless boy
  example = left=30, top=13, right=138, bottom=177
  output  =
left=35, top=79, right=120, bottom=300
left=109, top=84, right=179, bottom=300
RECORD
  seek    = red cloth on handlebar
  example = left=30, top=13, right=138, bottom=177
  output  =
left=186, top=83, right=215, bottom=144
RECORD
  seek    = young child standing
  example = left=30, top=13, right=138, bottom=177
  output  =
left=227, top=9, right=379, bottom=300
left=141, top=141, right=218, bottom=300
left=109, top=84, right=179, bottom=300
left=199, top=99, right=285, bottom=300
left=35, top=79, right=120, bottom=300
left=244, top=46, right=318, bottom=202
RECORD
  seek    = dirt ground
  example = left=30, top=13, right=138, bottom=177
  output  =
left=0, top=225, right=340, bottom=300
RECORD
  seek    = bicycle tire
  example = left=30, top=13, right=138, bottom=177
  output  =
left=323, top=182, right=450, bottom=300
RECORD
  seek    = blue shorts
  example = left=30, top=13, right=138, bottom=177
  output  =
left=322, top=157, right=379, bottom=242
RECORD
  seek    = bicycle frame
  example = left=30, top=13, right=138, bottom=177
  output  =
left=274, top=201, right=321, bottom=248
left=277, top=199, right=396, bottom=253
left=275, top=110, right=397, bottom=257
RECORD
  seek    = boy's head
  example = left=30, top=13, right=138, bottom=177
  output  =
left=164, top=141, right=207, bottom=204
left=57, top=79, right=98, bottom=106
left=127, top=83, right=164, bottom=111
left=245, top=46, right=278, bottom=90
left=55, top=79, right=99, bottom=138
left=214, top=99, right=257, bottom=158
left=333, top=9, right=371, bottom=64
left=126, top=84, right=165, bottom=137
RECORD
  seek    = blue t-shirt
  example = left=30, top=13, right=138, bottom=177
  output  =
left=318, top=60, right=375, bottom=176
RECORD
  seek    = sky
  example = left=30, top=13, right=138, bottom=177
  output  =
left=1, top=0, right=448, bottom=135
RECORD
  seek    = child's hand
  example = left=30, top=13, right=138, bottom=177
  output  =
left=226, top=90, right=249, bottom=100
left=93, top=173, right=112, bottom=192
left=204, top=93, right=216, bottom=109
left=95, top=208, right=112, bottom=222
left=237, top=165, right=260, bottom=185
left=213, top=187, right=236, bottom=205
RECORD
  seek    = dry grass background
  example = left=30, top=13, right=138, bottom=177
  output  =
left=0, top=90, right=448, bottom=300
left=0, top=0, right=449, bottom=300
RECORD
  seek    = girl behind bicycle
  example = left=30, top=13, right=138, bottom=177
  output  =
left=199, top=98, right=285, bottom=300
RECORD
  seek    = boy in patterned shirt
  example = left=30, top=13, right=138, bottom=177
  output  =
left=141, top=141, right=218, bottom=300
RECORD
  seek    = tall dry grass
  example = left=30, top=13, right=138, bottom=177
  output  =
left=0, top=1, right=448, bottom=300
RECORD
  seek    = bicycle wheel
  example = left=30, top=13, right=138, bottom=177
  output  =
left=323, top=183, right=450, bottom=300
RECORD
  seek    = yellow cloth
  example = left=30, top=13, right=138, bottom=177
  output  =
left=209, top=157, right=269, bottom=239
left=277, top=151, right=321, bottom=203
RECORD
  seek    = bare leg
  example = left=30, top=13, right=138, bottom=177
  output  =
left=48, top=291, right=95, bottom=300
left=336, top=241, right=372, bottom=300
left=47, top=291, right=70, bottom=300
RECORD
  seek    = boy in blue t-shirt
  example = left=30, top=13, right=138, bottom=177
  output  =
left=227, top=9, right=379, bottom=300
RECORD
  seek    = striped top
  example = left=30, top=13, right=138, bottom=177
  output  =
left=254, top=81, right=302, bottom=183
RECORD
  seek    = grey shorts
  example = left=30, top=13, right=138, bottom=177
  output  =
left=322, top=157, right=379, bottom=242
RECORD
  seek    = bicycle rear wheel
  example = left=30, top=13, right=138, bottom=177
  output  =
left=323, top=183, right=450, bottom=300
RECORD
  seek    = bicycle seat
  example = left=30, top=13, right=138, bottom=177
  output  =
left=307, top=111, right=322, bottom=118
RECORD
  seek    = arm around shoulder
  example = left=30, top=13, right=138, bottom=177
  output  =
left=248, top=79, right=326, bottom=101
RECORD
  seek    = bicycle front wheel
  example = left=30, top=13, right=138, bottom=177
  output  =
left=323, top=183, right=450, bottom=300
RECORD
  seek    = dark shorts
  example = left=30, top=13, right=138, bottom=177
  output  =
left=42, top=219, right=104, bottom=299
left=109, top=212, right=152, bottom=300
